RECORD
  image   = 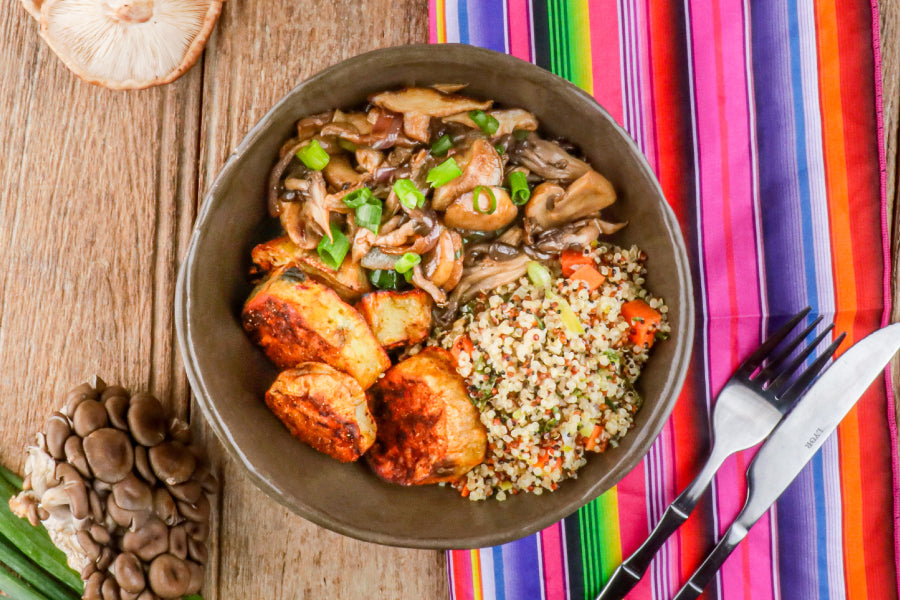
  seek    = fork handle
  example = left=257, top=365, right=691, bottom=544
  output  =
left=594, top=450, right=727, bottom=600
left=672, top=523, right=748, bottom=600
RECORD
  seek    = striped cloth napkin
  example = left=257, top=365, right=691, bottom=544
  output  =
left=429, top=2, right=895, bottom=599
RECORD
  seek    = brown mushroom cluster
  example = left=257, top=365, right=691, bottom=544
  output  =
left=9, top=378, right=215, bottom=600
left=265, top=85, right=625, bottom=325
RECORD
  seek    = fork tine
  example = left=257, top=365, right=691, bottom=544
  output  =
left=755, top=315, right=825, bottom=384
left=776, top=331, right=847, bottom=405
left=766, top=323, right=834, bottom=390
left=737, top=307, right=811, bottom=374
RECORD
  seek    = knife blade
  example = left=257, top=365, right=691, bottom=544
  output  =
left=673, top=322, right=900, bottom=600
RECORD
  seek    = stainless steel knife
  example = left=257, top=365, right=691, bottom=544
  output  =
left=672, top=322, right=900, bottom=600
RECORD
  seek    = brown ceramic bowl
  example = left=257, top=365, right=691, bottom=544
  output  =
left=175, top=44, right=694, bottom=549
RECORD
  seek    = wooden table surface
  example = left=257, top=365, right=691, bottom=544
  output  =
left=0, top=1, right=896, bottom=598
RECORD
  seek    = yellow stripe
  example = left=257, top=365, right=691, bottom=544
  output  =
left=436, top=0, right=447, bottom=43
left=470, top=549, right=483, bottom=600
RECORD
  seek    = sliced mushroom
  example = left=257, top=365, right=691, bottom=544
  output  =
left=322, top=154, right=368, bottom=190
left=532, top=218, right=606, bottom=254
left=39, top=0, right=223, bottom=90
left=443, top=186, right=518, bottom=232
left=355, top=148, right=384, bottom=173
left=370, top=87, right=492, bottom=118
left=448, top=254, right=531, bottom=308
left=83, top=428, right=134, bottom=484
left=443, top=108, right=539, bottom=137
left=280, top=170, right=332, bottom=247
left=411, top=264, right=447, bottom=306
left=148, top=553, right=191, bottom=599
left=430, top=82, right=469, bottom=94
left=403, top=112, right=431, bottom=143
left=423, top=229, right=462, bottom=289
left=351, top=227, right=376, bottom=264
left=511, top=132, right=591, bottom=182
left=432, top=139, right=503, bottom=211
left=525, top=169, right=616, bottom=230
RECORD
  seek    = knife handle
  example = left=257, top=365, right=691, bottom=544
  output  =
left=595, top=451, right=726, bottom=600
left=672, top=524, right=749, bottom=600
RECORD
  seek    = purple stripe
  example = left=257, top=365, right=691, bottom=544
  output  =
left=501, top=536, right=544, bottom=599
left=464, top=0, right=508, bottom=52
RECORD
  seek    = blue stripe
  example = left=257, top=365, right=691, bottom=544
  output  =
left=501, top=536, right=542, bottom=599
left=492, top=545, right=506, bottom=599
left=468, top=0, right=508, bottom=52
left=458, top=0, right=470, bottom=44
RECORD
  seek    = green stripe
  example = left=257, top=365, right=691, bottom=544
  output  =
left=567, top=0, right=593, bottom=91
left=547, top=0, right=560, bottom=77
left=596, top=489, right=622, bottom=584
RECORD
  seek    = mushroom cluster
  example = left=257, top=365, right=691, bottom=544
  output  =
left=21, top=0, right=224, bottom=90
left=9, top=378, right=215, bottom=600
left=264, top=85, right=625, bottom=324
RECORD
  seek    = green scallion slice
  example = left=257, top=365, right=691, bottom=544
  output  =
left=355, top=201, right=382, bottom=234
left=430, top=134, right=453, bottom=156
left=495, top=143, right=506, bottom=155
left=513, top=128, right=529, bottom=140
left=394, top=252, right=421, bottom=274
left=338, top=139, right=358, bottom=152
left=426, top=158, right=462, bottom=188
left=368, top=269, right=403, bottom=290
left=317, top=225, right=349, bottom=270
left=342, top=187, right=375, bottom=208
left=469, top=110, right=499, bottom=135
left=393, top=179, right=425, bottom=209
left=508, top=171, right=531, bottom=205
left=296, top=139, right=330, bottom=170
left=527, top=261, right=552, bottom=289
left=472, top=186, right=497, bottom=214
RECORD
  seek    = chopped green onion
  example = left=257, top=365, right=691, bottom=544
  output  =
left=426, top=158, right=463, bottom=188
left=317, top=224, right=349, bottom=270
left=342, top=187, right=376, bottom=208
left=508, top=171, right=531, bottom=205
left=495, top=143, right=506, bottom=155
left=403, top=271, right=413, bottom=283
left=296, top=139, right=330, bottom=170
left=393, top=179, right=425, bottom=209
left=472, top=186, right=497, bottom=214
left=368, top=269, right=403, bottom=290
left=430, top=134, right=453, bottom=156
left=393, top=252, right=421, bottom=274
left=355, top=201, right=382, bottom=234
left=469, top=110, right=499, bottom=135
left=527, top=261, right=552, bottom=289
left=338, top=139, right=358, bottom=152
left=513, top=129, right=530, bottom=140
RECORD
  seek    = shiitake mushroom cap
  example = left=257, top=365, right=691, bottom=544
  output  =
left=112, top=552, right=146, bottom=594
left=147, top=553, right=191, bottom=599
left=73, top=400, right=109, bottom=438
left=84, top=428, right=134, bottom=483
left=127, top=394, right=169, bottom=447
left=148, top=442, right=195, bottom=486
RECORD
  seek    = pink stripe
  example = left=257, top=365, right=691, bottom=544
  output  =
left=634, top=1, right=658, bottom=171
left=506, top=0, right=532, bottom=62
left=539, top=523, right=566, bottom=600
left=617, top=461, right=658, bottom=596
left=429, top=1, right=439, bottom=43
left=869, top=1, right=900, bottom=595
left=690, top=0, right=773, bottom=597
left=588, top=0, right=624, bottom=124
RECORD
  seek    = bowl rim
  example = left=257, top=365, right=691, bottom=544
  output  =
left=175, top=43, right=695, bottom=549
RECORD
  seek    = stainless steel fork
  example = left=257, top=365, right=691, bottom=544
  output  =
left=595, top=307, right=845, bottom=600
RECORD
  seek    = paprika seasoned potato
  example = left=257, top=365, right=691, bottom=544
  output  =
left=356, top=290, right=432, bottom=349
left=242, top=266, right=390, bottom=389
left=366, top=348, right=487, bottom=485
left=265, top=364, right=376, bottom=462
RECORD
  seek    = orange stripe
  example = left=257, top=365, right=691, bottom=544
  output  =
left=435, top=0, right=447, bottom=43
left=815, top=1, right=865, bottom=598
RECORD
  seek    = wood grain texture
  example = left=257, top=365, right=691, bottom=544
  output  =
left=193, top=2, right=446, bottom=599
left=0, top=0, right=200, bottom=466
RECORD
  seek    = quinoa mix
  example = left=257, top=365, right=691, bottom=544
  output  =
left=426, top=242, right=668, bottom=501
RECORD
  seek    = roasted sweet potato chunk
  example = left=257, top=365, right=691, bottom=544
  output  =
left=242, top=267, right=390, bottom=389
left=366, top=348, right=486, bottom=485
left=266, top=363, right=376, bottom=462
left=356, top=290, right=432, bottom=349
left=250, top=235, right=372, bottom=302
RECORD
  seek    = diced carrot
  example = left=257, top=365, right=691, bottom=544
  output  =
left=584, top=425, right=603, bottom=451
left=569, top=265, right=606, bottom=291
left=621, top=299, right=662, bottom=348
left=535, top=451, right=549, bottom=468
left=460, top=485, right=470, bottom=498
left=560, top=250, right=595, bottom=277
left=450, top=334, right=474, bottom=364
